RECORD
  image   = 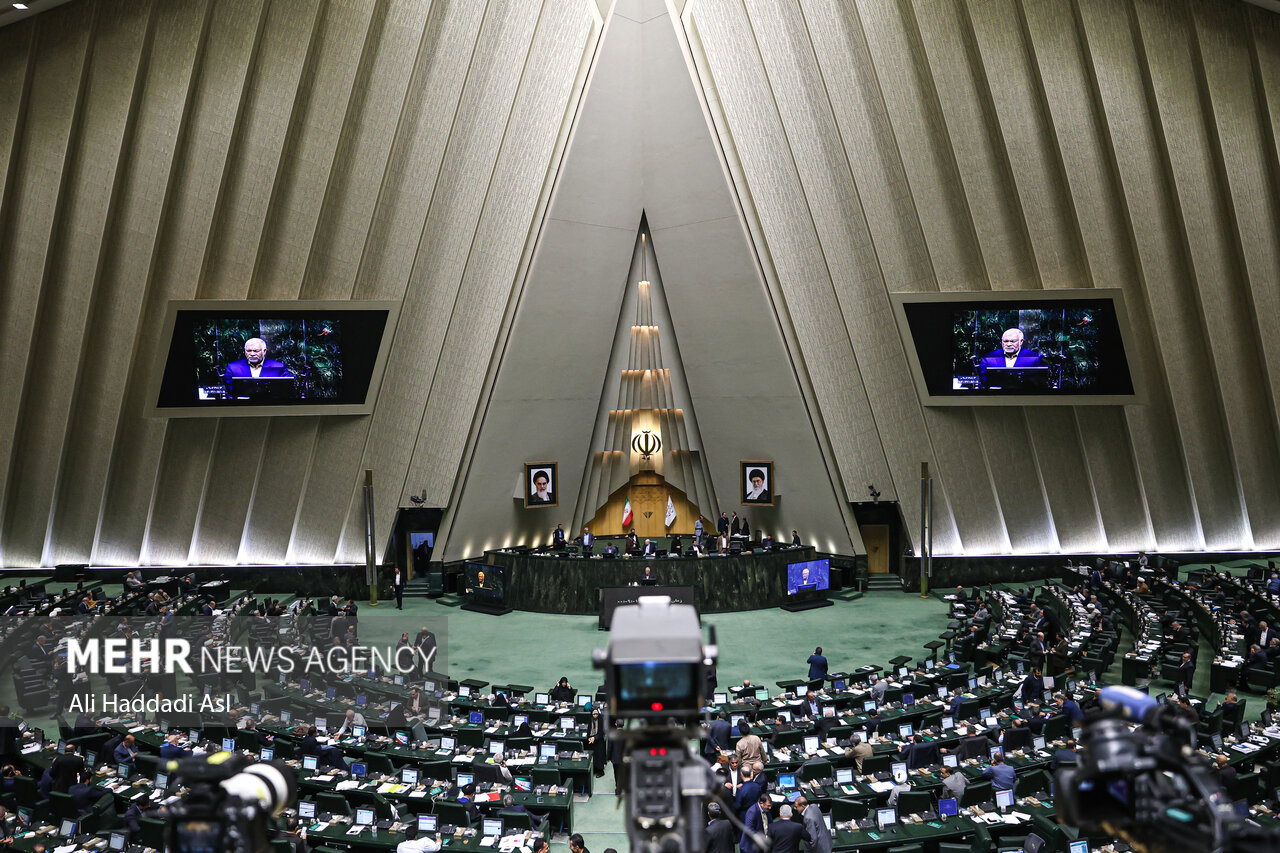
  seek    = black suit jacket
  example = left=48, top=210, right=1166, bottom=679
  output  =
left=708, top=719, right=731, bottom=751
left=767, top=819, right=811, bottom=853
left=706, top=818, right=735, bottom=853
left=50, top=753, right=85, bottom=793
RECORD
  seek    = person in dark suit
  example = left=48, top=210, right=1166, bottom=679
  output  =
left=740, top=794, right=771, bottom=853
left=807, top=647, right=828, bottom=687
left=733, top=768, right=762, bottom=819
left=201, top=600, right=215, bottom=618
left=707, top=712, right=731, bottom=752
left=705, top=803, right=735, bottom=853
left=500, top=794, right=547, bottom=826
left=640, top=567, right=658, bottom=585
left=552, top=524, right=567, bottom=548
left=1215, top=754, right=1237, bottom=788
left=1176, top=652, right=1195, bottom=691
left=224, top=338, right=291, bottom=397
left=977, top=329, right=1045, bottom=369
left=794, top=798, right=832, bottom=853
left=582, top=528, right=594, bottom=551
left=51, top=745, right=86, bottom=793
left=159, top=735, right=190, bottom=760
left=67, top=771, right=95, bottom=813
left=73, top=713, right=100, bottom=738
left=717, top=514, right=730, bottom=537
left=642, top=539, right=657, bottom=557
left=124, top=799, right=151, bottom=836
left=626, top=530, right=639, bottom=551
left=393, top=566, right=406, bottom=610
left=114, top=735, right=139, bottom=765
left=768, top=805, right=811, bottom=853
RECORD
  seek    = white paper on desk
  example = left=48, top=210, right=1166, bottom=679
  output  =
left=453, top=755, right=474, bottom=763
left=867, top=781, right=896, bottom=793
left=53, top=846, right=76, bottom=853
left=508, top=758, right=534, bottom=766
left=335, top=781, right=360, bottom=791
left=486, top=726, right=500, bottom=734
left=128, top=725, right=147, bottom=733
left=480, top=837, right=497, bottom=847
left=20, top=744, right=38, bottom=754
left=409, top=791, right=427, bottom=798
left=346, top=826, right=364, bottom=835
left=312, top=775, right=335, bottom=782
left=1009, top=812, right=1031, bottom=822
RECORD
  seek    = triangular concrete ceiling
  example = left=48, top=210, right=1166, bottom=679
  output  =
left=438, top=0, right=860, bottom=560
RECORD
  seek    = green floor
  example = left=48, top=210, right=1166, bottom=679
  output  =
left=355, top=593, right=957, bottom=852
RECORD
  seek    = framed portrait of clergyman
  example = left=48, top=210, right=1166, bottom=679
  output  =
left=524, top=462, right=558, bottom=508
left=741, top=461, right=774, bottom=506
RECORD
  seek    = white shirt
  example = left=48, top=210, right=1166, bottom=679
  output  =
left=397, top=836, right=442, bottom=853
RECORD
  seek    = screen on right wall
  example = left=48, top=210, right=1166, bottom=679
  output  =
left=892, top=290, right=1138, bottom=406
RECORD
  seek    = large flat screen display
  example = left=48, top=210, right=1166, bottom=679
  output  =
left=787, top=558, right=830, bottom=596
left=465, top=563, right=504, bottom=604
left=149, top=300, right=398, bottom=417
left=891, top=290, right=1138, bottom=406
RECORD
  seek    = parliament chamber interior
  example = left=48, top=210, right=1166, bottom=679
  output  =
left=1, top=1, right=1279, bottom=852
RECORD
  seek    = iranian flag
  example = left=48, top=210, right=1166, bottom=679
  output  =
left=622, top=498, right=633, bottom=527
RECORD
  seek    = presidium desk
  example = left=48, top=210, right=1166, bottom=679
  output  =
left=473, top=545, right=820, bottom=620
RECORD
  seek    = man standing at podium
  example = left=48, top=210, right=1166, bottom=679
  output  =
left=224, top=337, right=291, bottom=397
left=978, top=328, right=1045, bottom=369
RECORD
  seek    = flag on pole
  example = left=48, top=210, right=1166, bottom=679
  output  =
left=622, top=498, right=633, bottom=527
left=665, top=496, right=676, bottom=527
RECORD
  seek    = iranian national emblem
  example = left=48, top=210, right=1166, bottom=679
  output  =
left=632, top=429, right=661, bottom=460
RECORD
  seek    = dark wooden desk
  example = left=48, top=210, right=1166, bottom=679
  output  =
left=482, top=547, right=818, bottom=614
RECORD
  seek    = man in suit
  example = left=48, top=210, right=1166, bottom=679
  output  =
left=717, top=755, right=745, bottom=798
left=552, top=524, right=567, bottom=548
left=791, top=529, right=801, bottom=546
left=740, top=794, right=770, bottom=853
left=730, top=513, right=741, bottom=536
left=500, top=794, right=547, bottom=827
left=767, top=805, right=810, bottom=853
left=705, top=803, right=735, bottom=853
left=224, top=337, right=291, bottom=397
left=1028, top=632, right=1046, bottom=671
left=50, top=744, right=85, bottom=793
left=159, top=734, right=190, bottom=760
left=1260, top=620, right=1279, bottom=648
left=794, top=798, right=831, bottom=853
left=1176, top=652, right=1195, bottom=692
left=982, top=753, right=1016, bottom=792
left=707, top=712, right=731, bottom=753
left=807, top=647, right=828, bottom=688
left=581, top=527, right=593, bottom=551
left=642, top=539, right=657, bottom=557
left=940, top=765, right=967, bottom=800
left=717, top=513, right=730, bottom=538
left=733, top=767, right=762, bottom=819
left=640, top=567, right=657, bottom=585
left=799, top=691, right=822, bottom=720
left=977, top=328, right=1045, bottom=370
left=1055, top=693, right=1083, bottom=728
left=201, top=599, right=215, bottom=617
left=68, top=771, right=96, bottom=813
left=113, top=735, right=139, bottom=765
left=393, top=566, right=406, bottom=610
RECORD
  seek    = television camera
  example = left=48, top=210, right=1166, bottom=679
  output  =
left=1056, top=686, right=1278, bottom=853
left=163, top=751, right=296, bottom=853
left=593, top=596, right=726, bottom=853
